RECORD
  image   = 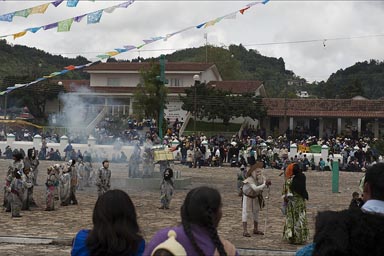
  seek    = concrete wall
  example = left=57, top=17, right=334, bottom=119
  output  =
left=2, top=134, right=137, bottom=161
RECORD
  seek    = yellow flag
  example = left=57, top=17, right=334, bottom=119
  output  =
left=30, top=3, right=50, bottom=14
left=106, top=51, right=119, bottom=56
left=13, top=31, right=27, bottom=39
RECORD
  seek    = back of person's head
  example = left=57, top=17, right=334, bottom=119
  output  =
left=364, top=163, right=384, bottom=201
left=352, top=191, right=359, bottom=198
left=292, top=163, right=301, bottom=176
left=180, top=186, right=227, bottom=256
left=151, top=230, right=186, bottom=256
left=87, top=189, right=142, bottom=256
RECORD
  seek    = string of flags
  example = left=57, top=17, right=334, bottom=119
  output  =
left=0, top=0, right=135, bottom=39
left=0, top=0, right=269, bottom=95
left=95, top=0, right=269, bottom=59
left=0, top=0, right=98, bottom=22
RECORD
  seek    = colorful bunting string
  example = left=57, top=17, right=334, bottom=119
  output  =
left=0, top=0, right=135, bottom=40
left=95, top=0, right=269, bottom=59
left=0, top=0, right=269, bottom=95
left=0, top=0, right=96, bottom=23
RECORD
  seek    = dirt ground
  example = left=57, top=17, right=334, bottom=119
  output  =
left=0, top=159, right=364, bottom=255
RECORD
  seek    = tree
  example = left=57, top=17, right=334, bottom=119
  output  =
left=132, top=62, right=167, bottom=128
left=1, top=75, right=64, bottom=123
left=180, top=83, right=267, bottom=126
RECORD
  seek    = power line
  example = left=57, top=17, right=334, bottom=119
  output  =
left=244, top=34, right=384, bottom=47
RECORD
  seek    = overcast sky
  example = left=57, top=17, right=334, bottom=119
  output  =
left=1, top=0, right=384, bottom=82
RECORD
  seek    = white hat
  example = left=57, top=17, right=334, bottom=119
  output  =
left=151, top=230, right=186, bottom=256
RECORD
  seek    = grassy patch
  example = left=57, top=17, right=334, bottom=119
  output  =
left=183, top=119, right=241, bottom=137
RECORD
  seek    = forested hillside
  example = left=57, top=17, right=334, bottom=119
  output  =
left=308, top=60, right=384, bottom=99
left=1, top=39, right=383, bottom=99
left=0, top=39, right=89, bottom=87
left=163, top=44, right=299, bottom=97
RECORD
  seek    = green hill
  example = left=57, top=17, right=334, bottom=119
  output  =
left=0, top=39, right=89, bottom=87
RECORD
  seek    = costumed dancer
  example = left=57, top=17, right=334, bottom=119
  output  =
left=68, top=159, right=78, bottom=205
left=241, top=160, right=271, bottom=237
left=159, top=168, right=174, bottom=209
left=45, top=166, right=59, bottom=211
left=53, top=164, right=61, bottom=200
left=24, top=148, right=40, bottom=186
left=4, top=152, right=24, bottom=212
left=95, top=160, right=111, bottom=197
left=83, top=151, right=92, bottom=187
left=142, top=148, right=154, bottom=178
left=59, top=163, right=71, bottom=206
left=77, top=157, right=86, bottom=191
left=10, top=169, right=26, bottom=217
left=21, top=166, right=37, bottom=210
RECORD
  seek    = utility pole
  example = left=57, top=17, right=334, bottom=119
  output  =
left=158, top=55, right=166, bottom=140
left=193, top=74, right=200, bottom=148
left=204, top=33, right=208, bottom=63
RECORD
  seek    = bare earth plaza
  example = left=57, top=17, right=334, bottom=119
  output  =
left=1, top=1, right=384, bottom=255
left=0, top=160, right=364, bottom=256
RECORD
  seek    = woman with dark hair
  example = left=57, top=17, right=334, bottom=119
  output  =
left=71, top=189, right=145, bottom=256
left=144, top=186, right=238, bottom=256
left=283, top=163, right=309, bottom=244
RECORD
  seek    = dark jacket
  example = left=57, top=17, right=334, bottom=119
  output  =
left=313, top=208, right=384, bottom=256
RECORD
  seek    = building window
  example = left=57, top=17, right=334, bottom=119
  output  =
left=169, top=78, right=183, bottom=87
left=107, top=78, right=120, bottom=86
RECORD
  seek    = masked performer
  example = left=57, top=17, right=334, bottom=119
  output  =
left=95, top=160, right=111, bottom=197
left=159, top=168, right=174, bottom=209
left=241, top=160, right=270, bottom=237
left=24, top=148, right=39, bottom=186
left=45, top=166, right=59, bottom=211
left=10, top=169, right=26, bottom=217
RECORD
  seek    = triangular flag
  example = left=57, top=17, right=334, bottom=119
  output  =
left=136, top=44, right=146, bottom=49
left=143, top=39, right=155, bottom=44
left=67, top=0, right=80, bottom=7
left=106, top=51, right=119, bottom=56
left=0, top=13, right=14, bottom=22
left=224, top=12, right=237, bottom=19
left=204, top=20, right=217, bottom=28
left=239, top=7, right=250, bottom=15
left=96, top=54, right=110, bottom=59
left=87, top=10, right=103, bottom=24
left=103, top=6, right=117, bottom=13
left=115, top=48, right=128, bottom=53
left=74, top=14, right=86, bottom=22
left=59, top=70, right=69, bottom=75
left=57, top=18, right=73, bottom=32
left=26, top=27, right=42, bottom=33
left=30, top=3, right=50, bottom=14
left=14, top=9, right=31, bottom=18
left=123, top=45, right=136, bottom=50
left=196, top=22, right=206, bottom=29
left=64, top=65, right=76, bottom=70
left=13, top=31, right=27, bottom=39
left=51, top=0, right=64, bottom=7
left=43, top=22, right=58, bottom=30
left=118, top=1, right=135, bottom=8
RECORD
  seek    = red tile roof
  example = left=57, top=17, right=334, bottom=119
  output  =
left=263, top=98, right=384, bottom=118
left=85, top=62, right=215, bottom=72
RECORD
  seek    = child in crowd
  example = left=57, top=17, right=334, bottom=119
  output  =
left=349, top=191, right=364, bottom=209
left=159, top=168, right=174, bottom=209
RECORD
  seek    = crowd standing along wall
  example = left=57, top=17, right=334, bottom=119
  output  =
left=2, top=134, right=136, bottom=161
